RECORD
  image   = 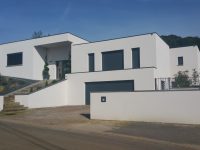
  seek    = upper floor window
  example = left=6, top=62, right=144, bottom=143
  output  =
left=7, top=52, right=23, bottom=66
left=88, top=53, right=95, bottom=72
left=102, top=50, right=124, bottom=71
left=132, top=48, right=140, bottom=69
left=178, top=56, right=183, bottom=66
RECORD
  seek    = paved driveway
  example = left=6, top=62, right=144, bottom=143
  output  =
left=0, top=106, right=200, bottom=150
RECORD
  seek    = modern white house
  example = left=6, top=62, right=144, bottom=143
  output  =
left=1, top=32, right=200, bottom=124
left=0, top=33, right=88, bottom=80
left=0, top=32, right=200, bottom=105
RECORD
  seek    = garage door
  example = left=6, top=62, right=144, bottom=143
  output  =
left=85, top=80, right=134, bottom=105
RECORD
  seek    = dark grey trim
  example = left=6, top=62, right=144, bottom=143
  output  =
left=0, top=32, right=89, bottom=46
left=91, top=89, right=200, bottom=93
left=102, top=50, right=124, bottom=71
left=69, top=67, right=157, bottom=75
left=85, top=80, right=134, bottom=105
left=88, top=53, right=95, bottom=72
left=73, top=32, right=157, bottom=46
left=178, top=56, right=184, bottom=66
left=7, top=52, right=23, bottom=66
left=132, top=47, right=140, bottom=69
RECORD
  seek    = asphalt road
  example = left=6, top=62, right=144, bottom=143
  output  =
left=0, top=121, right=199, bottom=150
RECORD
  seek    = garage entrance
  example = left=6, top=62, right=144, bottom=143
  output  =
left=85, top=80, right=134, bottom=105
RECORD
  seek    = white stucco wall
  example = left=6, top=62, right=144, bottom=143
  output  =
left=0, top=96, right=3, bottom=111
left=71, top=33, right=157, bottom=73
left=15, top=80, right=68, bottom=108
left=0, top=33, right=88, bottom=80
left=67, top=68, right=155, bottom=105
left=170, top=46, right=200, bottom=77
left=155, top=34, right=171, bottom=78
left=91, top=91, right=200, bottom=124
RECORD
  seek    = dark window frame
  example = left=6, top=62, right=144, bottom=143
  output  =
left=178, top=56, right=183, bottom=66
left=102, top=50, right=124, bottom=71
left=132, top=47, right=140, bottom=69
left=88, top=53, right=95, bottom=72
left=7, top=52, right=23, bottom=67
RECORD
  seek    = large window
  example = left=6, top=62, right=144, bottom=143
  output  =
left=178, top=56, right=183, bottom=66
left=88, top=53, right=95, bottom=72
left=7, top=52, right=23, bottom=66
left=102, top=50, right=124, bottom=71
left=132, top=48, right=140, bottom=69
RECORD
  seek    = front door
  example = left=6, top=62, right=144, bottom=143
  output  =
left=56, top=61, right=62, bottom=80
left=56, top=60, right=68, bottom=80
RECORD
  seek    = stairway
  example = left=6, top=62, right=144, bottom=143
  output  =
left=2, top=80, right=60, bottom=114
left=3, top=95, right=27, bottom=115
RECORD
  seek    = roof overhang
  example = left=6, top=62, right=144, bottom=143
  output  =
left=35, top=41, right=71, bottom=49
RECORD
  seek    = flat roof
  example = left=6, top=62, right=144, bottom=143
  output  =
left=72, top=32, right=159, bottom=46
left=0, top=32, right=89, bottom=46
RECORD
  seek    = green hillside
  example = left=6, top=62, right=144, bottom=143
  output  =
left=161, top=35, right=200, bottom=49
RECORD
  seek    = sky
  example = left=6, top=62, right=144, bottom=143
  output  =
left=0, top=0, right=200, bottom=43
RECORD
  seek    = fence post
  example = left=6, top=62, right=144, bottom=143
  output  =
left=155, top=78, right=157, bottom=90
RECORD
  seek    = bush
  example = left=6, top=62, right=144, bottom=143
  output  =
left=42, top=62, right=50, bottom=80
left=192, top=69, right=199, bottom=85
left=0, top=86, right=5, bottom=93
left=174, top=71, right=192, bottom=88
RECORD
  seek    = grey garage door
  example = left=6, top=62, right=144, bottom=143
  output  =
left=85, top=80, right=134, bottom=105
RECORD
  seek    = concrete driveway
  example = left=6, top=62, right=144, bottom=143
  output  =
left=0, top=106, right=200, bottom=150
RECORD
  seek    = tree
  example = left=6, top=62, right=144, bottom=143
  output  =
left=161, top=35, right=200, bottom=49
left=174, top=71, right=192, bottom=88
left=32, top=31, right=43, bottom=39
left=192, top=69, right=199, bottom=86
left=42, top=56, right=50, bottom=80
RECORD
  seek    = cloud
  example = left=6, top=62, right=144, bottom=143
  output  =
left=54, top=2, right=71, bottom=32
left=60, top=3, right=71, bottom=21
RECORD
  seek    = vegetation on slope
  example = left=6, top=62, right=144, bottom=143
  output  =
left=161, top=35, right=200, bottom=49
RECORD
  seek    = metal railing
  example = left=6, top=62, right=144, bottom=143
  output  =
left=155, top=77, right=200, bottom=91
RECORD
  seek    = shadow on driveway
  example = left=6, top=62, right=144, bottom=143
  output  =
left=111, top=121, right=200, bottom=145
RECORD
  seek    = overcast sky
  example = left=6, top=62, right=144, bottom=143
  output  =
left=0, top=0, right=200, bottom=43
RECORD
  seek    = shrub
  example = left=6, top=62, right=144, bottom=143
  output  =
left=0, top=86, right=5, bottom=93
left=192, top=69, right=199, bottom=85
left=174, top=71, right=192, bottom=88
left=42, top=62, right=50, bottom=80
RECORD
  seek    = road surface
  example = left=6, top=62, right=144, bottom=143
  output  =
left=0, top=121, right=197, bottom=150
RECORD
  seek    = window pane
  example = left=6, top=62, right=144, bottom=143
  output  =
left=178, top=57, right=183, bottom=66
left=89, top=53, right=94, bottom=72
left=7, top=52, right=23, bottom=66
left=132, top=48, right=140, bottom=68
left=102, top=50, right=124, bottom=71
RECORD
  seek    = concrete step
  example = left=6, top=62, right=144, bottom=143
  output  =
left=4, top=102, right=20, bottom=106
left=4, top=96, right=15, bottom=101
left=4, top=104, right=24, bottom=108
left=4, top=99, right=15, bottom=103
left=3, top=107, right=27, bottom=112
left=2, top=110, right=27, bottom=115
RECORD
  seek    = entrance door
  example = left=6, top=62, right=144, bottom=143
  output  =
left=56, top=60, right=68, bottom=80
left=85, top=80, right=134, bottom=105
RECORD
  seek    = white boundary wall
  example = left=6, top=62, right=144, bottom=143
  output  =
left=15, top=80, right=68, bottom=108
left=91, top=91, right=200, bottom=124
left=0, top=96, right=3, bottom=111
